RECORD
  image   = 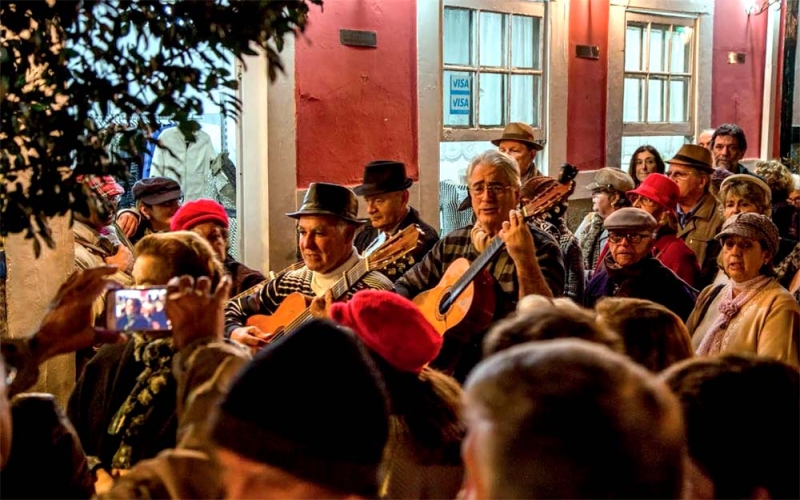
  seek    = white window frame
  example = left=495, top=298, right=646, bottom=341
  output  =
left=441, top=0, right=547, bottom=142
left=606, top=0, right=714, bottom=166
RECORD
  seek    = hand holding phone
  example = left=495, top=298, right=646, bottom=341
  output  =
left=106, top=287, right=171, bottom=332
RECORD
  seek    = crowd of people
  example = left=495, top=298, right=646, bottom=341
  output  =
left=1, top=121, right=798, bottom=499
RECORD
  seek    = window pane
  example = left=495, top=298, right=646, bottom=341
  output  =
left=444, top=70, right=474, bottom=127
left=479, top=73, right=506, bottom=127
left=669, top=77, right=689, bottom=122
left=647, top=77, right=666, bottom=122
left=649, top=24, right=667, bottom=72
left=444, top=8, right=474, bottom=66
left=511, top=15, right=540, bottom=69
left=670, top=26, right=693, bottom=73
left=625, top=23, right=644, bottom=71
left=623, top=77, right=644, bottom=123
left=621, top=135, right=689, bottom=168
left=510, top=74, right=534, bottom=124
left=480, top=12, right=506, bottom=67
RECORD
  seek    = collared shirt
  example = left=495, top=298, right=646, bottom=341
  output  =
left=677, top=195, right=708, bottom=228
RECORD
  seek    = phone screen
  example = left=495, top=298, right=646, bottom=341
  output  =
left=107, top=287, right=171, bottom=332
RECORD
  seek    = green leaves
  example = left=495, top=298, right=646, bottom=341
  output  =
left=1, top=0, right=323, bottom=255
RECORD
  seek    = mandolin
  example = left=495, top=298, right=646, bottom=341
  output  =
left=413, top=164, right=578, bottom=340
left=245, top=224, right=420, bottom=343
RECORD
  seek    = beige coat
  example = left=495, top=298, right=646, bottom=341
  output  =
left=676, top=193, right=725, bottom=266
left=687, top=280, right=800, bottom=367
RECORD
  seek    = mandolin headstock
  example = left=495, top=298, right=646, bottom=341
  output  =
left=366, top=225, right=420, bottom=271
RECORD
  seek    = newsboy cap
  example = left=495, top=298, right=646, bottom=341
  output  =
left=587, top=167, right=635, bottom=193
left=715, top=212, right=780, bottom=256
left=604, top=207, right=658, bottom=233
left=132, top=177, right=183, bottom=205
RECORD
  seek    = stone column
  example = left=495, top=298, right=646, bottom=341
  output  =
left=3, top=215, right=75, bottom=407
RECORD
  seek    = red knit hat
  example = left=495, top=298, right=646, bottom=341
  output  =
left=329, top=290, right=443, bottom=374
left=626, top=173, right=680, bottom=214
left=170, top=198, right=228, bottom=231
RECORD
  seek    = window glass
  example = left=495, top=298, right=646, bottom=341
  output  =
left=479, top=73, right=506, bottom=126
left=444, top=8, right=474, bottom=66
left=480, top=12, right=505, bottom=67
left=443, top=70, right=474, bottom=127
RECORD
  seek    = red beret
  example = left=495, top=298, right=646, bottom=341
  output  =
left=329, top=290, right=443, bottom=374
left=170, top=198, right=228, bottom=231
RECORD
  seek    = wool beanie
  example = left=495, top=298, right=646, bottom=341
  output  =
left=329, top=290, right=443, bottom=374
left=211, top=319, right=389, bottom=497
left=170, top=199, right=228, bottom=232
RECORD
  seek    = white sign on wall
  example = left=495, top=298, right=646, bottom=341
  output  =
left=449, top=75, right=470, bottom=115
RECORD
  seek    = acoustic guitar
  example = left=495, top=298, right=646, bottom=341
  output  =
left=245, top=224, right=420, bottom=343
left=414, top=164, right=578, bottom=340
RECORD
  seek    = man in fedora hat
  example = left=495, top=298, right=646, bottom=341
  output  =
left=665, top=144, right=725, bottom=286
left=224, top=183, right=393, bottom=353
left=494, top=122, right=544, bottom=181
left=353, top=160, right=439, bottom=280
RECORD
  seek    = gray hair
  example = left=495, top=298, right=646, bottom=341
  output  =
left=466, top=150, right=521, bottom=188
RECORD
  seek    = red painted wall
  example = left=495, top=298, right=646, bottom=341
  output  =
left=711, top=0, right=769, bottom=157
left=294, top=0, right=418, bottom=188
left=567, top=0, right=609, bottom=171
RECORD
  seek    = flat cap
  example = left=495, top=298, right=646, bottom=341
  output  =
left=604, top=207, right=658, bottom=233
left=587, top=168, right=635, bottom=193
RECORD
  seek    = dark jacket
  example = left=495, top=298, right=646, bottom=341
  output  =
left=585, top=255, right=698, bottom=321
left=224, top=255, right=266, bottom=297
left=355, top=206, right=439, bottom=281
left=67, top=340, right=178, bottom=471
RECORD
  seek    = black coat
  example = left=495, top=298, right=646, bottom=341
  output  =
left=585, top=255, right=698, bottom=322
left=355, top=206, right=439, bottom=281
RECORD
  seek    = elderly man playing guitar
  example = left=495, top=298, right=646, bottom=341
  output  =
left=395, top=149, right=565, bottom=381
left=224, top=183, right=394, bottom=354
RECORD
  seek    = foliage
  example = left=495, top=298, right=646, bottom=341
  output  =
left=0, top=0, right=322, bottom=256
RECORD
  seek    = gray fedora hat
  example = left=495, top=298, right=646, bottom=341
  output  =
left=286, top=183, right=363, bottom=225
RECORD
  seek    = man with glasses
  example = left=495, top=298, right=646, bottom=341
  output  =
left=666, top=145, right=724, bottom=273
left=584, top=208, right=697, bottom=321
left=117, top=177, right=184, bottom=245
left=395, top=149, right=564, bottom=381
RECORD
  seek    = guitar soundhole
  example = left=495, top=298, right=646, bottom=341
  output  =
left=438, top=291, right=452, bottom=315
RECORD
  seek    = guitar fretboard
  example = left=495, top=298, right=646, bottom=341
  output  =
left=443, top=236, right=505, bottom=311
left=269, top=258, right=370, bottom=343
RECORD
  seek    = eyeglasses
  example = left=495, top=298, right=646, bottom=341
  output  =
left=608, top=233, right=651, bottom=244
left=631, top=196, right=659, bottom=209
left=666, top=170, right=694, bottom=181
left=469, top=184, right=512, bottom=197
left=156, top=197, right=183, bottom=208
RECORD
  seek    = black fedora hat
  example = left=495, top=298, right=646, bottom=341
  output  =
left=353, top=160, right=414, bottom=197
left=286, top=183, right=363, bottom=225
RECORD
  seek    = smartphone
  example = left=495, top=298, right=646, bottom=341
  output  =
left=106, top=287, right=172, bottom=332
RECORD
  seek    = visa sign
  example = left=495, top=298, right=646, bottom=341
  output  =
left=450, top=75, right=470, bottom=115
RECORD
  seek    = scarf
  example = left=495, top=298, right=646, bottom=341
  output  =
left=578, top=213, right=605, bottom=269
left=310, top=247, right=360, bottom=297
left=696, top=275, right=772, bottom=356
left=108, top=332, right=175, bottom=469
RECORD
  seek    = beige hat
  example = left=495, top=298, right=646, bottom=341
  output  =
left=603, top=207, right=658, bottom=233
left=491, top=122, right=543, bottom=151
left=587, top=167, right=635, bottom=193
left=665, top=144, right=713, bottom=174
left=719, top=174, right=772, bottom=204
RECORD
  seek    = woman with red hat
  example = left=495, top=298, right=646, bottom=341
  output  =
left=625, top=173, right=700, bottom=287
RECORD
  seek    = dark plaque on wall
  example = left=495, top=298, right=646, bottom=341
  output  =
left=575, top=45, right=600, bottom=60
left=340, top=29, right=377, bottom=48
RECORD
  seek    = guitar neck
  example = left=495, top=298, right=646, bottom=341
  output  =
left=272, top=259, right=370, bottom=340
left=448, top=236, right=505, bottom=300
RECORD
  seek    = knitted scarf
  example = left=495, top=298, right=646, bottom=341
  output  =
left=107, top=332, right=175, bottom=469
left=696, top=275, right=772, bottom=356
left=578, top=212, right=605, bottom=269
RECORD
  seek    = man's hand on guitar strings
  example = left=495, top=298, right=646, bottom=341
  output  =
left=499, top=209, right=536, bottom=262
left=309, top=290, right=334, bottom=319
left=229, top=326, right=271, bottom=356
